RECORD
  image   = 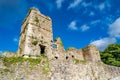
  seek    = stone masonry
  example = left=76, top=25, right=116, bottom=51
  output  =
left=2, top=7, right=120, bottom=80
left=18, top=8, right=53, bottom=59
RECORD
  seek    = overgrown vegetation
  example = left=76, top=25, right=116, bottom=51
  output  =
left=0, top=54, right=50, bottom=73
left=41, top=53, right=47, bottom=58
left=32, top=41, right=38, bottom=45
left=42, top=60, right=50, bottom=74
left=73, top=58, right=86, bottom=64
left=60, top=41, right=63, bottom=47
left=100, top=44, right=120, bottom=67
left=34, top=17, right=39, bottom=23
left=2, top=57, right=41, bottom=67
left=66, top=47, right=75, bottom=52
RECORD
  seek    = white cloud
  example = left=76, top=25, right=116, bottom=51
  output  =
left=68, top=0, right=82, bottom=9
left=98, top=3, right=105, bottom=10
left=90, top=20, right=100, bottom=25
left=90, top=18, right=120, bottom=51
left=80, top=25, right=90, bottom=32
left=56, top=0, right=64, bottom=9
left=90, top=37, right=116, bottom=51
left=109, top=17, right=120, bottom=38
left=81, top=2, right=91, bottom=7
left=68, top=21, right=78, bottom=30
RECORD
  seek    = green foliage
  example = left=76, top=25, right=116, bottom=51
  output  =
left=41, top=53, right=47, bottom=58
left=42, top=60, right=50, bottom=74
left=73, top=58, right=80, bottom=64
left=0, top=54, right=3, bottom=59
left=2, top=57, right=41, bottom=67
left=34, top=17, right=39, bottom=23
left=0, top=55, right=50, bottom=73
left=66, top=47, right=72, bottom=52
left=32, top=41, right=38, bottom=45
left=73, top=58, right=86, bottom=64
left=66, top=48, right=70, bottom=52
left=60, top=42, right=63, bottom=47
left=80, top=60, right=86, bottom=64
left=101, top=44, right=120, bottom=67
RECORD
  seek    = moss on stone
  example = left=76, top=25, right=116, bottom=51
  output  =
left=60, top=41, right=63, bottom=47
left=32, top=41, right=38, bottom=45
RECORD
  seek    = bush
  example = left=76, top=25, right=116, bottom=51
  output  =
left=32, top=41, right=38, bottom=45
left=34, top=17, right=39, bottom=23
left=100, top=44, right=120, bottom=67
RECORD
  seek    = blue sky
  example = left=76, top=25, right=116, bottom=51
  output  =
left=0, top=0, right=120, bottom=53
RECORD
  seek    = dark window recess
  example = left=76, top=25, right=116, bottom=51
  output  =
left=52, top=44, right=57, bottom=49
left=39, top=44, right=46, bottom=54
left=55, top=56, right=58, bottom=59
left=72, top=55, right=74, bottom=58
left=22, top=54, right=25, bottom=57
left=51, top=40, right=53, bottom=42
left=66, top=56, right=69, bottom=60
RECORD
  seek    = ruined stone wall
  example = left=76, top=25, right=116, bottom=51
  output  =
left=1, top=45, right=120, bottom=80
left=18, top=8, right=53, bottom=59
left=82, top=45, right=101, bottom=62
left=52, top=38, right=66, bottom=61
left=50, top=44, right=120, bottom=80
left=2, top=7, right=120, bottom=80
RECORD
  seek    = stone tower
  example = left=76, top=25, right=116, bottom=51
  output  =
left=18, top=8, right=53, bottom=59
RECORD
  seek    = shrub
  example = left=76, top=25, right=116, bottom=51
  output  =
left=32, top=41, right=38, bottom=45
left=34, top=17, right=39, bottom=23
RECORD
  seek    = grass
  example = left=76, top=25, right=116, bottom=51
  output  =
left=73, top=58, right=86, bottom=64
left=1, top=56, right=41, bottom=67
left=41, top=54, right=47, bottom=58
left=0, top=55, right=50, bottom=74
left=42, top=60, right=50, bottom=74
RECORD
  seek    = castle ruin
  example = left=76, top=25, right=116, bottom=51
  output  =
left=2, top=8, right=120, bottom=80
left=18, top=8, right=53, bottom=59
left=17, top=8, right=101, bottom=62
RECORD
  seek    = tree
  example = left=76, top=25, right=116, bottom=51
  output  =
left=100, top=44, right=120, bottom=67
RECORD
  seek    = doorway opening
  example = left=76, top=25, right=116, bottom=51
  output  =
left=39, top=44, right=46, bottom=54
